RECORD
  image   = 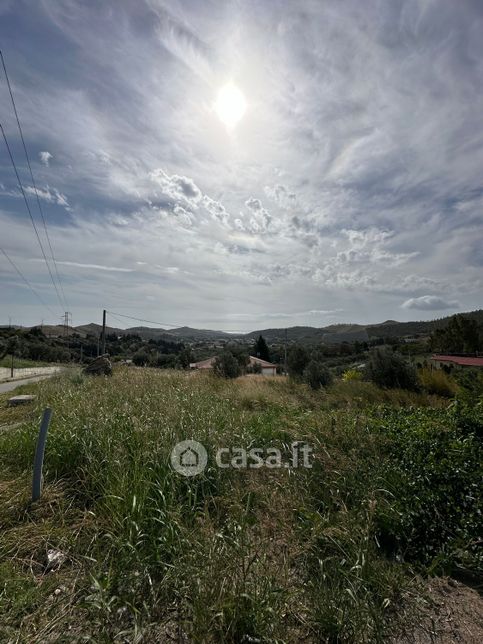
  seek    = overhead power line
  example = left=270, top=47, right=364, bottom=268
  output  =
left=106, top=310, right=246, bottom=334
left=0, top=49, right=68, bottom=310
left=107, top=310, right=183, bottom=329
left=0, top=247, right=57, bottom=317
left=0, top=123, right=64, bottom=313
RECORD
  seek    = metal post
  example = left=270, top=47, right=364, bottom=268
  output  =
left=101, top=309, right=106, bottom=355
left=32, top=408, right=52, bottom=502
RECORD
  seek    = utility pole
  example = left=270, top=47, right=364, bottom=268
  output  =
left=101, top=309, right=107, bottom=355
left=284, top=328, right=288, bottom=375
left=63, top=311, right=72, bottom=337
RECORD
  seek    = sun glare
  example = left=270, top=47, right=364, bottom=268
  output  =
left=214, top=83, right=247, bottom=128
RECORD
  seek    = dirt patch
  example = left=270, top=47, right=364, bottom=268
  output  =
left=395, top=577, right=483, bottom=643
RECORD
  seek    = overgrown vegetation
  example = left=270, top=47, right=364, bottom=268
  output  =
left=0, top=368, right=480, bottom=642
left=365, top=346, right=419, bottom=391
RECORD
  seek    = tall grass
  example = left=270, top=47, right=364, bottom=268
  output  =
left=0, top=368, right=479, bottom=642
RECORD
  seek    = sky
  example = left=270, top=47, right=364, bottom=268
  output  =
left=1, top=0, right=483, bottom=332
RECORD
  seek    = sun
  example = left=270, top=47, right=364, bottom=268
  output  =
left=214, top=83, right=247, bottom=128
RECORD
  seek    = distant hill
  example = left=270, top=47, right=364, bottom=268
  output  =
left=15, top=309, right=483, bottom=345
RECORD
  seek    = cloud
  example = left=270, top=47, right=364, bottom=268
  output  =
left=24, top=185, right=69, bottom=208
left=2, top=0, right=483, bottom=328
left=39, top=151, right=52, bottom=166
left=264, top=184, right=296, bottom=209
left=244, top=197, right=273, bottom=234
left=149, top=169, right=202, bottom=207
left=401, top=296, right=459, bottom=311
left=43, top=260, right=133, bottom=273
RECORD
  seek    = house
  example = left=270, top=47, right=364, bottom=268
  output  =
left=190, top=355, right=278, bottom=376
left=430, top=354, right=483, bottom=369
left=189, top=357, right=217, bottom=370
left=249, top=356, right=278, bottom=376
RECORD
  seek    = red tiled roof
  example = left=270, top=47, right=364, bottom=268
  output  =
left=431, top=355, right=483, bottom=367
left=190, top=355, right=278, bottom=369
left=249, top=356, right=277, bottom=368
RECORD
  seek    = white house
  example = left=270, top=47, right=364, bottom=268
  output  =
left=190, top=355, right=278, bottom=376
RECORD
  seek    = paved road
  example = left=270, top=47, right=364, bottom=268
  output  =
left=0, top=374, right=53, bottom=394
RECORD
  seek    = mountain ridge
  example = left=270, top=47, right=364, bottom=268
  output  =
left=8, top=309, right=483, bottom=344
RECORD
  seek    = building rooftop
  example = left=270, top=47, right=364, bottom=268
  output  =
left=431, top=354, right=483, bottom=367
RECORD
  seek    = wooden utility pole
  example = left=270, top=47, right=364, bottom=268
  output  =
left=101, top=309, right=107, bottom=355
left=284, top=328, right=288, bottom=375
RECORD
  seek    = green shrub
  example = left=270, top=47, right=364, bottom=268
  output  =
left=303, top=360, right=333, bottom=390
left=342, top=368, right=363, bottom=381
left=366, top=347, right=419, bottom=391
left=371, top=406, right=482, bottom=574
left=213, top=351, right=241, bottom=379
left=287, top=345, right=309, bottom=379
left=418, top=367, right=456, bottom=397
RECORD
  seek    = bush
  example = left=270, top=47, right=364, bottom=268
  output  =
left=342, top=368, right=363, bottom=381
left=371, top=406, right=482, bottom=574
left=303, top=360, right=333, bottom=390
left=419, top=367, right=456, bottom=397
left=132, top=350, right=149, bottom=366
left=213, top=351, right=241, bottom=379
left=365, top=347, right=419, bottom=391
left=287, top=345, right=309, bottom=379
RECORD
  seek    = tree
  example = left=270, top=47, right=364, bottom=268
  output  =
left=287, top=345, right=309, bottom=379
left=431, top=315, right=480, bottom=354
left=132, top=350, right=149, bottom=366
left=226, top=344, right=250, bottom=369
left=178, top=346, right=194, bottom=369
left=253, top=335, right=270, bottom=361
left=365, top=347, right=419, bottom=391
left=303, top=360, right=333, bottom=390
left=213, top=350, right=241, bottom=379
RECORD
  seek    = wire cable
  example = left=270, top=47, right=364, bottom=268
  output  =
left=0, top=123, right=64, bottom=313
left=107, top=310, right=182, bottom=328
left=107, top=310, right=246, bottom=334
left=0, top=247, right=57, bottom=317
left=0, top=50, right=68, bottom=310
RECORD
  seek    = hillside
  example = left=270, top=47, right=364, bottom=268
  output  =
left=13, top=309, right=483, bottom=345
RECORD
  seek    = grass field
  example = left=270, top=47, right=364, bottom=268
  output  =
left=0, top=368, right=481, bottom=642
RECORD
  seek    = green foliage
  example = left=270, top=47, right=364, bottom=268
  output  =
left=431, top=314, right=481, bottom=353
left=303, top=359, right=333, bottom=390
left=132, top=350, right=149, bottom=366
left=213, top=350, right=241, bottom=378
left=342, top=368, right=363, bottom=381
left=287, top=344, right=309, bottom=379
left=0, top=368, right=481, bottom=641
left=178, top=346, right=194, bottom=369
left=370, top=406, right=482, bottom=574
left=419, top=367, right=456, bottom=397
left=366, top=347, right=419, bottom=391
left=253, top=334, right=270, bottom=361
